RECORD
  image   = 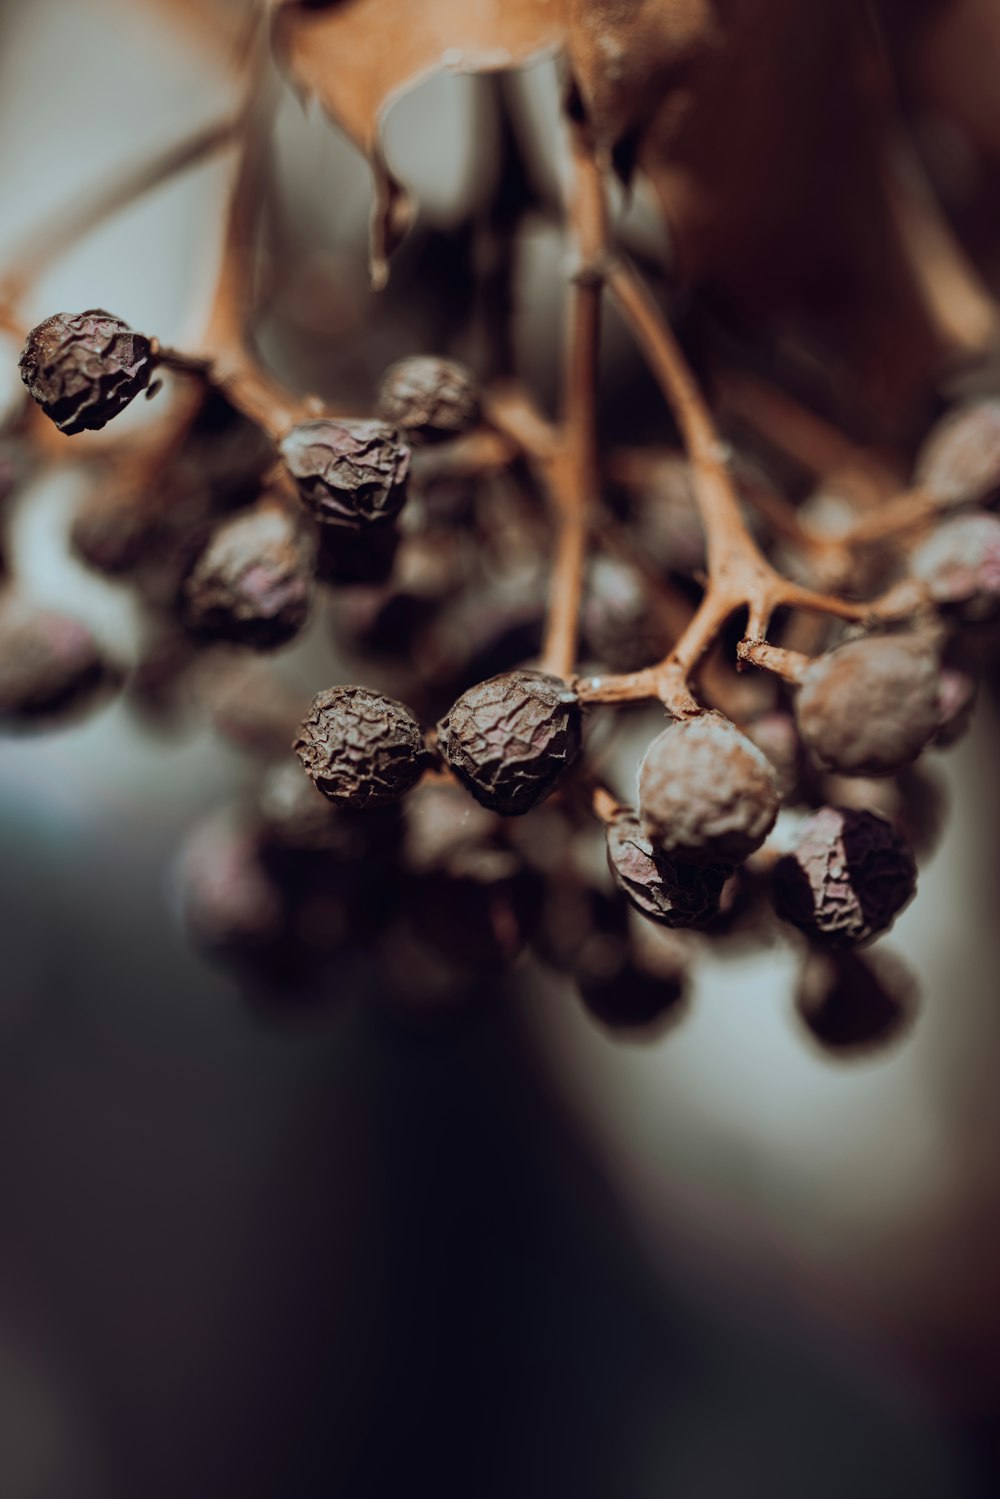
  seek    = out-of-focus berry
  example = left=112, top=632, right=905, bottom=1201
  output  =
left=376, top=355, right=479, bottom=443
left=638, top=711, right=779, bottom=865
left=182, top=501, right=314, bottom=649
left=915, top=398, right=1000, bottom=506
left=910, top=511, right=1000, bottom=621
left=794, top=947, right=917, bottom=1054
left=0, top=600, right=118, bottom=726
left=795, top=633, right=941, bottom=777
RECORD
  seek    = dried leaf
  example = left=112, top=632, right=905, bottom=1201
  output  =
left=270, top=0, right=564, bottom=287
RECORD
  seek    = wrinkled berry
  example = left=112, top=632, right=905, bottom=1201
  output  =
left=910, top=511, right=1000, bottom=621
left=19, top=309, right=156, bottom=434
left=436, top=669, right=582, bottom=816
left=638, top=711, right=779, bottom=865
left=182, top=501, right=314, bottom=649
left=294, top=685, right=427, bottom=808
left=280, top=418, right=410, bottom=529
left=376, top=355, right=479, bottom=442
left=606, top=810, right=730, bottom=928
left=795, top=633, right=941, bottom=778
left=772, top=806, right=916, bottom=947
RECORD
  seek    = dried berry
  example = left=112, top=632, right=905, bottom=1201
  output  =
left=794, top=948, right=917, bottom=1054
left=294, top=685, right=427, bottom=808
left=638, top=711, right=779, bottom=865
left=195, top=655, right=309, bottom=759
left=179, top=811, right=286, bottom=956
left=182, top=501, right=314, bottom=649
left=606, top=810, right=730, bottom=928
left=436, top=669, right=582, bottom=815
left=280, top=418, right=410, bottom=529
left=795, top=632, right=941, bottom=777
left=772, top=806, right=916, bottom=948
left=910, top=511, right=1000, bottom=621
left=18, top=309, right=156, bottom=435
left=914, top=398, right=1000, bottom=506
left=376, top=355, right=479, bottom=442
left=315, top=522, right=400, bottom=585
left=0, top=601, right=117, bottom=725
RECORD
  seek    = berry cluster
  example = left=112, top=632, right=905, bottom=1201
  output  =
left=5, top=30, right=1000, bottom=1052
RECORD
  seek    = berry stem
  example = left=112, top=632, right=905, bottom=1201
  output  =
left=540, top=126, right=607, bottom=679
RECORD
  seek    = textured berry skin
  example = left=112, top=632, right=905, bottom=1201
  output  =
left=376, top=355, right=479, bottom=442
left=19, top=310, right=155, bottom=435
left=910, top=512, right=1000, bottom=621
left=436, top=669, right=582, bottom=816
left=606, top=810, right=730, bottom=928
left=280, top=419, right=410, bottom=529
left=182, top=502, right=313, bottom=649
left=638, top=712, right=779, bottom=865
left=915, top=398, right=1000, bottom=506
left=294, top=685, right=427, bottom=808
left=795, top=633, right=941, bottom=777
left=772, top=806, right=916, bottom=947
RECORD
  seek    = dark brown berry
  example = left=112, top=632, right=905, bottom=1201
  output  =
left=436, top=669, right=582, bottom=816
left=294, top=685, right=427, bottom=808
left=0, top=601, right=117, bottom=725
left=178, top=811, right=287, bottom=956
left=606, top=810, right=730, bottom=928
left=743, top=711, right=806, bottom=802
left=581, top=557, right=670, bottom=672
left=19, top=310, right=156, bottom=435
left=376, top=355, right=479, bottom=442
left=638, top=711, right=779, bottom=865
left=257, top=759, right=401, bottom=862
left=795, top=633, right=941, bottom=777
left=915, top=398, right=1000, bottom=506
left=772, top=806, right=916, bottom=948
left=315, top=523, right=400, bottom=585
left=910, top=511, right=1000, bottom=621
left=182, top=501, right=314, bottom=649
left=794, top=948, right=917, bottom=1054
left=280, top=418, right=410, bottom=529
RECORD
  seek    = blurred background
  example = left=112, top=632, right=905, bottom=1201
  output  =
left=1, top=1, right=1000, bottom=1494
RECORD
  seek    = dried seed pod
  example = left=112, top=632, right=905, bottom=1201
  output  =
left=910, top=511, right=1000, bottom=621
left=436, top=669, right=582, bottom=816
left=182, top=501, right=314, bottom=649
left=795, top=633, right=942, bottom=777
left=294, top=685, right=427, bottom=808
left=638, top=711, right=779, bottom=865
left=794, top=947, right=917, bottom=1054
left=195, top=655, right=309, bottom=759
left=375, top=355, right=480, bottom=442
left=0, top=601, right=118, bottom=725
left=914, top=398, right=1000, bottom=506
left=606, top=810, right=730, bottom=928
left=772, top=806, right=916, bottom=948
left=19, top=309, right=156, bottom=434
left=280, top=418, right=410, bottom=529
